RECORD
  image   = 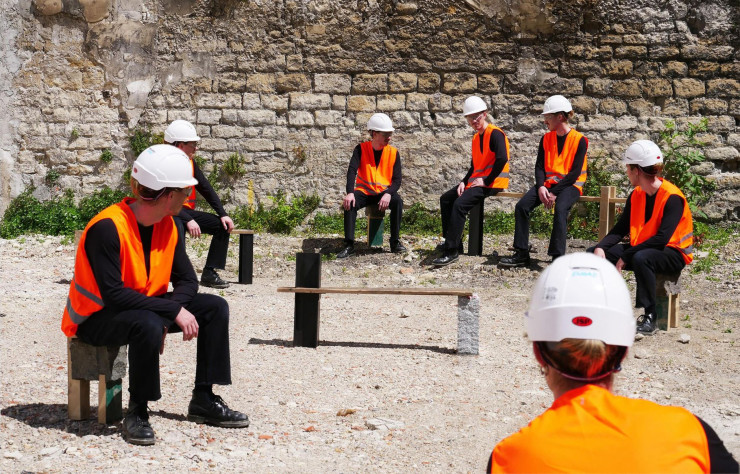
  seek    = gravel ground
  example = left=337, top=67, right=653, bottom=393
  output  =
left=1, top=232, right=738, bottom=472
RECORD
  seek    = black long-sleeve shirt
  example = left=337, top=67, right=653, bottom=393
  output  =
left=85, top=217, right=198, bottom=320
left=461, top=129, right=509, bottom=187
left=345, top=144, right=402, bottom=195
left=534, top=131, right=588, bottom=194
left=178, top=161, right=227, bottom=222
left=595, top=190, right=685, bottom=264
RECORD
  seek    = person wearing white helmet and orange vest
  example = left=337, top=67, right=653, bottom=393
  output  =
left=432, top=96, right=511, bottom=267
left=500, top=95, right=588, bottom=267
left=62, top=145, right=249, bottom=446
left=488, top=253, right=737, bottom=473
left=337, top=113, right=406, bottom=258
left=589, top=139, right=694, bottom=335
left=164, top=119, right=234, bottom=289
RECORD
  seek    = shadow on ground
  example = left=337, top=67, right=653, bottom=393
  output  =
left=1, top=403, right=185, bottom=436
left=248, top=337, right=456, bottom=354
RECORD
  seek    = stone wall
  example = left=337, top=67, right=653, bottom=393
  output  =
left=3, top=0, right=739, bottom=220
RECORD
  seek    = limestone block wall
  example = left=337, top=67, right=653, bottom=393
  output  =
left=2, top=0, right=739, bottom=220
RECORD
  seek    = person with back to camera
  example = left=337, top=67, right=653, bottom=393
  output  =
left=499, top=95, right=588, bottom=267
left=62, top=145, right=249, bottom=446
left=432, top=96, right=511, bottom=267
left=589, top=139, right=693, bottom=335
left=487, top=252, right=737, bottom=473
left=164, top=119, right=234, bottom=289
left=337, top=113, right=407, bottom=258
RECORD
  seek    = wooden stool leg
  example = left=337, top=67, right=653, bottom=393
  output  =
left=468, top=201, right=484, bottom=256
left=98, top=374, right=124, bottom=424
left=67, top=339, right=90, bottom=420
left=238, top=233, right=254, bottom=284
left=293, top=253, right=322, bottom=348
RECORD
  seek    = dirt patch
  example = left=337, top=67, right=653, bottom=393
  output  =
left=1, top=232, right=737, bottom=471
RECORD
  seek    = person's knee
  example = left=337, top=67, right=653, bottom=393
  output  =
left=129, top=313, right=164, bottom=346
left=631, top=251, right=651, bottom=270
left=198, top=294, right=230, bottom=323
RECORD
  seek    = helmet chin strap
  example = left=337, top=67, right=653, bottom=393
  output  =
left=536, top=342, right=626, bottom=383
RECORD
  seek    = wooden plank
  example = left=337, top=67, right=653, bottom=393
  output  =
left=494, top=191, right=625, bottom=204
left=231, top=229, right=254, bottom=234
left=278, top=287, right=474, bottom=297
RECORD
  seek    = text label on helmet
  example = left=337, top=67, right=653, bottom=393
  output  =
left=572, top=316, right=593, bottom=327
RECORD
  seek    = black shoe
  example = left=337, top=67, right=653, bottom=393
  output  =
left=187, top=392, right=250, bottom=428
left=337, top=245, right=355, bottom=259
left=391, top=242, right=407, bottom=253
left=432, top=251, right=459, bottom=267
left=123, top=406, right=155, bottom=446
left=499, top=250, right=530, bottom=268
left=636, top=313, right=658, bottom=335
left=201, top=268, right=229, bottom=289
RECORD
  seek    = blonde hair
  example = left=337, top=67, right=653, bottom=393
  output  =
left=538, top=338, right=626, bottom=391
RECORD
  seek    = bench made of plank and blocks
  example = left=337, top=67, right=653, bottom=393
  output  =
left=277, top=253, right=480, bottom=354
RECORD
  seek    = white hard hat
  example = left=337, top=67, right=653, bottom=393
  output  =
left=164, top=119, right=200, bottom=143
left=132, top=144, right=198, bottom=191
left=366, top=113, right=394, bottom=132
left=623, top=139, right=664, bottom=167
left=526, top=253, right=636, bottom=347
left=541, top=95, right=573, bottom=114
left=462, top=96, right=488, bottom=116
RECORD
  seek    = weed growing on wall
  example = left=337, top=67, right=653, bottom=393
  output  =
left=659, top=118, right=715, bottom=213
left=100, top=148, right=113, bottom=163
left=223, top=153, right=247, bottom=179
left=129, top=128, right=164, bottom=156
left=45, top=169, right=61, bottom=186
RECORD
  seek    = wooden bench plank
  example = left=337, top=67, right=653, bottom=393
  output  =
left=231, top=229, right=254, bottom=234
left=278, top=286, right=473, bottom=296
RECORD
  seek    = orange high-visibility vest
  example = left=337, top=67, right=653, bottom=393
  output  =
left=354, top=141, right=397, bottom=195
left=543, top=129, right=588, bottom=194
left=183, top=160, right=197, bottom=210
left=490, top=385, right=711, bottom=473
left=61, top=198, right=179, bottom=336
left=629, top=179, right=694, bottom=264
left=466, top=124, right=510, bottom=190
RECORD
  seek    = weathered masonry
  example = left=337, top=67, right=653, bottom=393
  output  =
left=2, top=0, right=738, bottom=219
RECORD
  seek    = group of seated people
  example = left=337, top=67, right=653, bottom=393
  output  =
left=340, top=95, right=693, bottom=336
left=58, top=101, right=737, bottom=473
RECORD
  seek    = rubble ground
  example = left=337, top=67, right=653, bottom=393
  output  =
left=1, top=232, right=738, bottom=472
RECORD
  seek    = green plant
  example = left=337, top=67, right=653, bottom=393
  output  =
left=400, top=203, right=440, bottom=236
left=223, top=153, right=246, bottom=179
left=45, top=169, right=61, bottom=186
left=129, top=128, right=164, bottom=156
left=0, top=186, right=127, bottom=238
left=659, top=118, right=715, bottom=214
left=232, top=192, right=320, bottom=234
left=122, top=168, right=132, bottom=184
left=292, top=144, right=307, bottom=165
left=309, top=212, right=344, bottom=234
left=70, top=128, right=79, bottom=140
left=100, top=149, right=113, bottom=163
left=193, top=154, right=207, bottom=170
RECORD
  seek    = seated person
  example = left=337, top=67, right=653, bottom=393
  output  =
left=488, top=253, right=737, bottom=473
left=433, top=96, right=510, bottom=267
left=338, top=113, right=406, bottom=258
left=590, top=139, right=693, bottom=335
left=62, top=145, right=249, bottom=446
left=500, top=95, right=588, bottom=267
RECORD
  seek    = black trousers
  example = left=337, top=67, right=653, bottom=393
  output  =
left=587, top=244, right=685, bottom=313
left=175, top=210, right=230, bottom=270
left=513, top=185, right=581, bottom=257
left=440, top=186, right=498, bottom=251
left=344, top=191, right=403, bottom=246
left=76, top=293, right=232, bottom=403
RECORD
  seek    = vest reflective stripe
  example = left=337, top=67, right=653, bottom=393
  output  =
left=466, top=124, right=510, bottom=190
left=629, top=179, right=694, bottom=264
left=354, top=142, right=397, bottom=196
left=61, top=198, right=179, bottom=336
left=490, top=385, right=711, bottom=473
left=543, top=129, right=588, bottom=195
left=183, top=160, right=197, bottom=210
